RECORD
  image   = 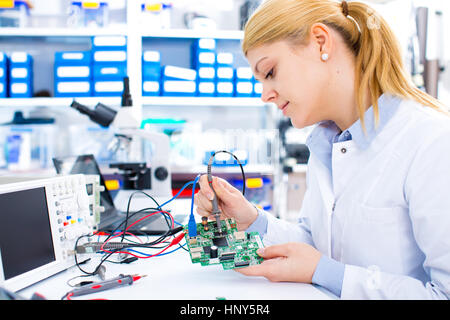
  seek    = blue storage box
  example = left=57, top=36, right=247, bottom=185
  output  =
left=162, top=80, right=196, bottom=96
left=235, top=81, right=254, bottom=97
left=216, top=66, right=234, bottom=81
left=92, top=79, right=124, bottom=97
left=235, top=67, right=253, bottom=82
left=216, top=81, right=234, bottom=97
left=142, top=50, right=161, bottom=80
left=9, top=51, right=32, bottom=66
left=142, top=50, right=160, bottom=64
left=54, top=51, right=92, bottom=97
left=93, top=63, right=127, bottom=80
left=253, top=80, right=262, bottom=97
left=92, top=50, right=127, bottom=64
left=10, top=65, right=31, bottom=81
left=54, top=51, right=91, bottom=65
left=142, top=80, right=160, bottom=96
left=0, top=52, right=6, bottom=81
left=9, top=81, right=32, bottom=98
left=91, top=36, right=127, bottom=97
left=192, top=38, right=216, bottom=53
left=234, top=67, right=254, bottom=97
left=0, top=53, right=6, bottom=97
left=197, top=66, right=215, bottom=81
left=55, top=65, right=91, bottom=81
left=197, top=81, right=215, bottom=97
left=9, top=52, right=32, bottom=81
left=142, top=64, right=161, bottom=80
left=55, top=80, right=91, bottom=97
left=161, top=65, right=196, bottom=81
left=0, top=82, right=5, bottom=98
left=192, top=51, right=215, bottom=69
left=191, top=38, right=216, bottom=70
left=216, top=52, right=233, bottom=67
left=91, top=35, right=127, bottom=51
left=9, top=52, right=32, bottom=98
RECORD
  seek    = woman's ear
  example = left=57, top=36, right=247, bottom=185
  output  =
left=310, top=23, right=333, bottom=61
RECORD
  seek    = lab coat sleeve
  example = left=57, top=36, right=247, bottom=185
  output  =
left=341, top=129, right=450, bottom=300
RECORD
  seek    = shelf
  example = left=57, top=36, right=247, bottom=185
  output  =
left=0, top=97, right=268, bottom=108
left=0, top=27, right=243, bottom=39
left=171, top=164, right=275, bottom=175
left=141, top=29, right=244, bottom=40
left=0, top=27, right=128, bottom=37
left=0, top=97, right=122, bottom=108
left=142, top=96, right=266, bottom=107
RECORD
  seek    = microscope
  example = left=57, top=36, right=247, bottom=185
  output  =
left=70, top=77, right=172, bottom=211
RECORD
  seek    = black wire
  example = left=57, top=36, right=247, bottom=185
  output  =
left=208, top=150, right=246, bottom=196
left=121, top=190, right=166, bottom=242
left=73, top=172, right=203, bottom=275
left=73, top=205, right=183, bottom=275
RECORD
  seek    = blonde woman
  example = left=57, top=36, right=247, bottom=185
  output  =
left=194, top=0, right=450, bottom=299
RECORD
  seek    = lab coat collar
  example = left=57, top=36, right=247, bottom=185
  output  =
left=306, top=93, right=402, bottom=161
left=347, top=93, right=402, bottom=150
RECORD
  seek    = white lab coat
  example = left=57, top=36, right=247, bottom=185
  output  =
left=263, top=98, right=450, bottom=299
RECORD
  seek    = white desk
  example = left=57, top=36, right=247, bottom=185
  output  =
left=17, top=240, right=335, bottom=300
left=14, top=196, right=335, bottom=301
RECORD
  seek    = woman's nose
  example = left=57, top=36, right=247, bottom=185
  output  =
left=260, top=85, right=277, bottom=103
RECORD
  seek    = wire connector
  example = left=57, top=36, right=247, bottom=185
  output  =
left=188, top=213, right=197, bottom=238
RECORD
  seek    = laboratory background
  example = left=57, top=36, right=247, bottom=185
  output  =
left=0, top=0, right=448, bottom=301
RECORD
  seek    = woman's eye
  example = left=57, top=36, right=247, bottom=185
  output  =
left=265, top=68, right=273, bottom=79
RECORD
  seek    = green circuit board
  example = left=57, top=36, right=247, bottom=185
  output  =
left=184, top=218, right=264, bottom=270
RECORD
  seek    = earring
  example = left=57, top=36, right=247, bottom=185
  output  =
left=321, top=53, right=329, bottom=61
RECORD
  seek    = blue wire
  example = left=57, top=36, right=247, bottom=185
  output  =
left=126, top=243, right=187, bottom=257
left=187, top=174, right=200, bottom=237
left=191, top=174, right=201, bottom=217
left=158, top=180, right=194, bottom=209
left=109, top=177, right=199, bottom=258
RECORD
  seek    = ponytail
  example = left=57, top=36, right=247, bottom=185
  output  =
left=345, top=1, right=448, bottom=131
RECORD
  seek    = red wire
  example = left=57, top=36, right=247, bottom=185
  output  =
left=126, top=210, right=174, bottom=231
left=100, top=210, right=176, bottom=258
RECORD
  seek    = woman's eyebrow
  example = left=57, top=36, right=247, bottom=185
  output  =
left=254, top=56, right=268, bottom=74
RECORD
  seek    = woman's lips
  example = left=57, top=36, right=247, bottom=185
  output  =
left=280, top=102, right=289, bottom=115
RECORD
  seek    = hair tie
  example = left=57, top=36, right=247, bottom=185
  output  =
left=341, top=1, right=361, bottom=34
left=341, top=1, right=349, bottom=16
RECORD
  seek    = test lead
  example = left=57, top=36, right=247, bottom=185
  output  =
left=206, top=151, right=246, bottom=235
left=207, top=174, right=223, bottom=234
left=63, top=274, right=147, bottom=300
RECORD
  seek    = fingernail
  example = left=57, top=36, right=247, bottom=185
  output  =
left=257, top=248, right=265, bottom=256
left=207, top=193, right=214, bottom=201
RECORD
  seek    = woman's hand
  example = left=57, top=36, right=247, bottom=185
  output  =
left=236, top=242, right=322, bottom=283
left=194, top=174, right=258, bottom=231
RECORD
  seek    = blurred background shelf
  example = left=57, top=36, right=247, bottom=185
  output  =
left=142, top=96, right=266, bottom=107
left=0, top=27, right=127, bottom=37
left=141, top=29, right=243, bottom=40
left=0, top=97, right=268, bottom=108
left=0, top=97, right=121, bottom=107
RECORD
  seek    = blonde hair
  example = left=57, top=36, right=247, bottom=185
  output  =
left=242, top=0, right=448, bottom=130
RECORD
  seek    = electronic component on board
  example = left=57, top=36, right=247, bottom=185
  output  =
left=184, top=218, right=264, bottom=270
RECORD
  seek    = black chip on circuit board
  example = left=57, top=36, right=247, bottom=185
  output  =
left=212, top=236, right=228, bottom=247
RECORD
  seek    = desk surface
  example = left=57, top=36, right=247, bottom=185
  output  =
left=16, top=197, right=335, bottom=300
left=18, top=242, right=334, bottom=300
